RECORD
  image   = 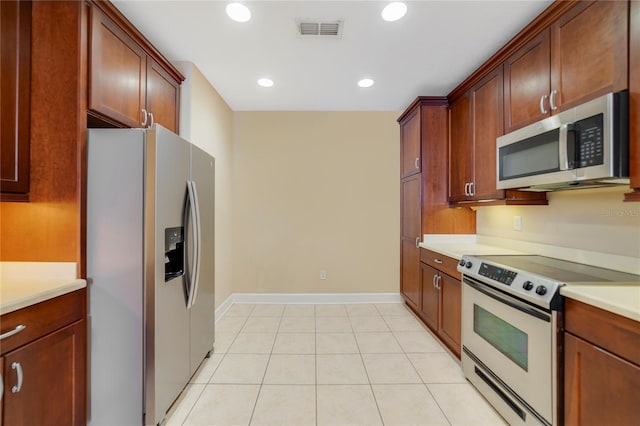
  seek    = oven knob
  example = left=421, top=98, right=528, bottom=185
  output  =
left=465, top=261, right=473, bottom=269
left=535, top=285, right=548, bottom=296
left=459, top=259, right=466, bottom=267
left=522, top=281, right=534, bottom=291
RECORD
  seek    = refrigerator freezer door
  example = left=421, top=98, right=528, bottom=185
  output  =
left=189, top=144, right=215, bottom=375
left=145, top=126, right=191, bottom=425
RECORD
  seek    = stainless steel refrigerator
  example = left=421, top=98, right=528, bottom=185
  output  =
left=86, top=125, right=215, bottom=426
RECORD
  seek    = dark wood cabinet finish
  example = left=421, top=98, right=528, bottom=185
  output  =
left=400, top=174, right=421, bottom=310
left=626, top=0, right=640, bottom=202
left=400, top=107, right=421, bottom=178
left=438, top=272, right=461, bottom=355
left=88, top=1, right=183, bottom=132
left=420, top=263, right=439, bottom=331
left=564, top=298, right=640, bottom=425
left=448, top=95, right=473, bottom=203
left=1, top=0, right=31, bottom=200
left=1, top=288, right=87, bottom=426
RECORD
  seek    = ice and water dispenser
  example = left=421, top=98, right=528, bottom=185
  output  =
left=164, top=226, right=184, bottom=281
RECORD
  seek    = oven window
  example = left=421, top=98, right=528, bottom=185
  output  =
left=473, top=305, right=528, bottom=371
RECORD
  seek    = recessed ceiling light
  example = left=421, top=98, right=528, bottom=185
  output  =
left=226, top=3, right=251, bottom=23
left=381, top=2, right=407, bottom=22
left=258, top=78, right=274, bottom=87
left=358, top=78, right=374, bottom=88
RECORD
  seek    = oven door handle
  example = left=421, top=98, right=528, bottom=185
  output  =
left=463, top=277, right=551, bottom=322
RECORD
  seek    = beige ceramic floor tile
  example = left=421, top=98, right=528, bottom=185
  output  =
left=345, top=304, right=380, bottom=316
left=272, top=332, right=316, bottom=354
left=315, top=304, right=348, bottom=317
left=242, top=316, right=281, bottom=333
left=361, top=353, right=422, bottom=384
left=372, top=384, right=449, bottom=425
left=428, top=383, right=508, bottom=425
left=407, top=352, right=466, bottom=383
left=282, top=304, right=315, bottom=317
left=210, top=354, right=270, bottom=384
left=317, top=385, right=382, bottom=425
left=374, top=303, right=412, bottom=316
left=394, top=331, right=446, bottom=353
left=183, top=384, right=260, bottom=425
left=316, top=316, right=352, bottom=332
left=316, top=354, right=369, bottom=384
left=278, top=316, right=315, bottom=332
left=263, top=354, right=316, bottom=384
left=191, top=354, right=224, bottom=383
left=384, top=316, right=427, bottom=332
left=224, top=304, right=255, bottom=317
left=212, top=332, right=238, bottom=354
left=164, top=384, right=205, bottom=426
left=349, top=316, right=390, bottom=332
left=251, top=304, right=285, bottom=317
left=227, top=332, right=276, bottom=354
left=316, top=333, right=359, bottom=354
left=215, top=316, right=247, bottom=334
left=250, top=385, right=316, bottom=426
left=354, top=332, right=403, bottom=354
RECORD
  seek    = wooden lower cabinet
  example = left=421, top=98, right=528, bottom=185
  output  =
left=563, top=298, right=640, bottom=425
left=419, top=254, right=462, bottom=359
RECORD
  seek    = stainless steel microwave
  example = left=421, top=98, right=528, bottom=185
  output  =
left=496, top=91, right=629, bottom=191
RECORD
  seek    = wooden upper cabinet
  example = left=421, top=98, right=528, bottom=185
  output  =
left=504, top=0, right=628, bottom=133
left=626, top=0, right=640, bottom=201
left=89, top=5, right=147, bottom=129
left=1, top=0, right=31, bottom=200
left=88, top=2, right=183, bottom=133
left=504, top=30, right=551, bottom=133
left=448, top=94, right=473, bottom=202
left=399, top=108, right=421, bottom=178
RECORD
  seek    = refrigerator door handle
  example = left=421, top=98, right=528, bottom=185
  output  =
left=186, top=180, right=201, bottom=309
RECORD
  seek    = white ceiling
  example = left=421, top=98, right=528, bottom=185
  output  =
left=112, top=0, right=553, bottom=111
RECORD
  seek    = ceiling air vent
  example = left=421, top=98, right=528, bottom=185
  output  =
left=297, top=20, right=343, bottom=38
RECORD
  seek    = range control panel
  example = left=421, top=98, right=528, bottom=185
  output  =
left=478, top=263, right=518, bottom=285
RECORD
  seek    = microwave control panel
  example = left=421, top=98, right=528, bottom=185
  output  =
left=576, top=113, right=604, bottom=168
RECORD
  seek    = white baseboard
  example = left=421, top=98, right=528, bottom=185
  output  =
left=215, top=292, right=403, bottom=322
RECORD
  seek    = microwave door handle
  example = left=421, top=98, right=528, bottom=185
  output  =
left=559, top=124, right=569, bottom=170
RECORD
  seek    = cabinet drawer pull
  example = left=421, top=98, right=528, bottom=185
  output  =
left=540, top=95, right=548, bottom=114
left=11, top=362, right=23, bottom=393
left=141, top=108, right=148, bottom=127
left=0, top=324, right=26, bottom=340
left=434, top=259, right=443, bottom=264
left=549, top=90, right=558, bottom=111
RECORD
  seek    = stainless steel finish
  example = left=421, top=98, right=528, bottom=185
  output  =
left=558, top=124, right=570, bottom=171
left=186, top=181, right=199, bottom=309
left=141, top=108, right=148, bottom=127
left=414, top=157, right=420, bottom=170
left=497, top=92, right=626, bottom=190
left=549, top=90, right=558, bottom=111
left=87, top=126, right=215, bottom=426
left=0, top=324, right=26, bottom=340
left=415, top=236, right=420, bottom=248
left=11, top=362, right=22, bottom=393
left=540, top=94, right=548, bottom=114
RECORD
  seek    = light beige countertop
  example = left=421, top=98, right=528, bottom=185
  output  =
left=561, top=284, right=640, bottom=322
left=1, top=262, right=86, bottom=315
left=419, top=234, right=528, bottom=260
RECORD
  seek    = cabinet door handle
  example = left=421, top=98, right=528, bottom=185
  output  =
left=433, top=258, right=443, bottom=264
left=436, top=275, right=442, bottom=290
left=149, top=112, right=155, bottom=128
left=549, top=90, right=558, bottom=111
left=0, top=324, right=26, bottom=340
left=433, top=274, right=437, bottom=288
left=469, top=182, right=475, bottom=196
left=11, top=362, right=23, bottom=393
left=414, top=157, right=420, bottom=170
left=539, top=95, right=548, bottom=114
left=1, top=370, right=3, bottom=401
left=464, top=182, right=469, bottom=196
left=141, top=109, right=148, bottom=127
left=415, top=237, right=420, bottom=248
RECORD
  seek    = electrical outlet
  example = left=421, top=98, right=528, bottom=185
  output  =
left=513, top=216, right=523, bottom=231
left=320, top=270, right=327, bottom=280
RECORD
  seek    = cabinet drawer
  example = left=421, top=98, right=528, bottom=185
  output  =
left=420, top=249, right=460, bottom=279
left=564, top=298, right=640, bottom=366
left=0, top=288, right=86, bottom=355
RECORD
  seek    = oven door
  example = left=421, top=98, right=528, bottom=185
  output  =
left=462, top=275, right=553, bottom=424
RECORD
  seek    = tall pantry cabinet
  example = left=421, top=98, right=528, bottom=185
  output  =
left=398, top=98, right=475, bottom=313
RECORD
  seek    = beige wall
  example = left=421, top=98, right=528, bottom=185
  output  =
left=477, top=186, right=640, bottom=258
left=175, top=62, right=234, bottom=308
left=232, top=111, right=400, bottom=294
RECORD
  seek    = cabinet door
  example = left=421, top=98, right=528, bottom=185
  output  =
left=400, top=174, right=421, bottom=310
left=419, top=264, right=439, bottom=332
left=146, top=58, right=180, bottom=134
left=438, top=272, right=461, bottom=358
left=448, top=94, right=473, bottom=202
left=89, top=6, right=147, bottom=128
left=0, top=0, right=31, bottom=198
left=564, top=333, right=640, bottom=426
left=551, top=0, right=628, bottom=111
left=471, top=67, right=504, bottom=201
left=503, top=30, right=551, bottom=132
left=3, top=320, right=86, bottom=426
left=400, top=108, right=421, bottom=178
left=628, top=0, right=640, bottom=200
